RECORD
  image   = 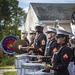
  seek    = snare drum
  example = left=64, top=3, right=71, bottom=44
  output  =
left=14, top=54, right=29, bottom=69
left=68, top=62, right=74, bottom=75
left=72, top=63, right=75, bottom=75
left=28, top=55, right=37, bottom=61
left=14, top=54, right=37, bottom=69
left=34, top=69, right=50, bottom=75
left=21, top=63, right=45, bottom=75
left=23, top=72, right=50, bottom=75
left=14, top=54, right=29, bottom=75
left=14, top=54, right=38, bottom=75
left=35, top=72, right=50, bottom=75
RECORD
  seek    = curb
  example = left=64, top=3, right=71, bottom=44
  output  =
left=0, top=66, right=15, bottom=69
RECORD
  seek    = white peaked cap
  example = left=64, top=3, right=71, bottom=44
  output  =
left=22, top=31, right=28, bottom=34
left=29, top=30, right=36, bottom=34
left=46, top=26, right=56, bottom=33
left=71, top=36, right=75, bottom=39
left=56, top=28, right=73, bottom=36
left=35, top=22, right=45, bottom=28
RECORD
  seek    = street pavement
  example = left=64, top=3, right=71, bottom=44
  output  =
left=0, top=69, right=17, bottom=75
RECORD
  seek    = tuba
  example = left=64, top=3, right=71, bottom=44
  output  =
left=71, top=11, right=75, bottom=24
left=70, top=12, right=75, bottom=60
left=54, top=19, right=65, bottom=30
left=70, top=11, right=75, bottom=47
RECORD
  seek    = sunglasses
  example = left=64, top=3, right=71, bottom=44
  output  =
left=56, top=34, right=65, bottom=38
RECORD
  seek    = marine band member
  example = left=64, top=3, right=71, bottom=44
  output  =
left=44, top=29, right=73, bottom=75
left=28, top=22, right=47, bottom=56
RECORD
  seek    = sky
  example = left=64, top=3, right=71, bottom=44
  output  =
left=18, top=0, right=75, bottom=13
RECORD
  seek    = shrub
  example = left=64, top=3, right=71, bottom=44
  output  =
left=1, top=54, right=14, bottom=66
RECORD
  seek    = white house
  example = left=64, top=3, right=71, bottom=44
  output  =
left=25, top=3, right=75, bottom=33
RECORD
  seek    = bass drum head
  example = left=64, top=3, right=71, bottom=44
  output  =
left=1, top=35, right=17, bottom=54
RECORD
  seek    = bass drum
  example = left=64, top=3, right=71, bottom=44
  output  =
left=1, top=35, right=17, bottom=54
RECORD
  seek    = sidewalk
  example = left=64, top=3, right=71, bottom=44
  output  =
left=0, top=69, right=17, bottom=75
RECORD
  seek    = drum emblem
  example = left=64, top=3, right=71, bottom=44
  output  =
left=1, top=35, right=17, bottom=54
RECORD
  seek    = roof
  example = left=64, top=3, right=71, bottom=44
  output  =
left=30, top=3, right=75, bottom=20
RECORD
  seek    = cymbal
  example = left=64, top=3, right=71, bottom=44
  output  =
left=13, top=39, right=28, bottom=54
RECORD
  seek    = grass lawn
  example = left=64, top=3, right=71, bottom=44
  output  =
left=3, top=71, right=17, bottom=75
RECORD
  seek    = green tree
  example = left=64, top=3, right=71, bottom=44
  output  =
left=0, top=0, right=27, bottom=40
